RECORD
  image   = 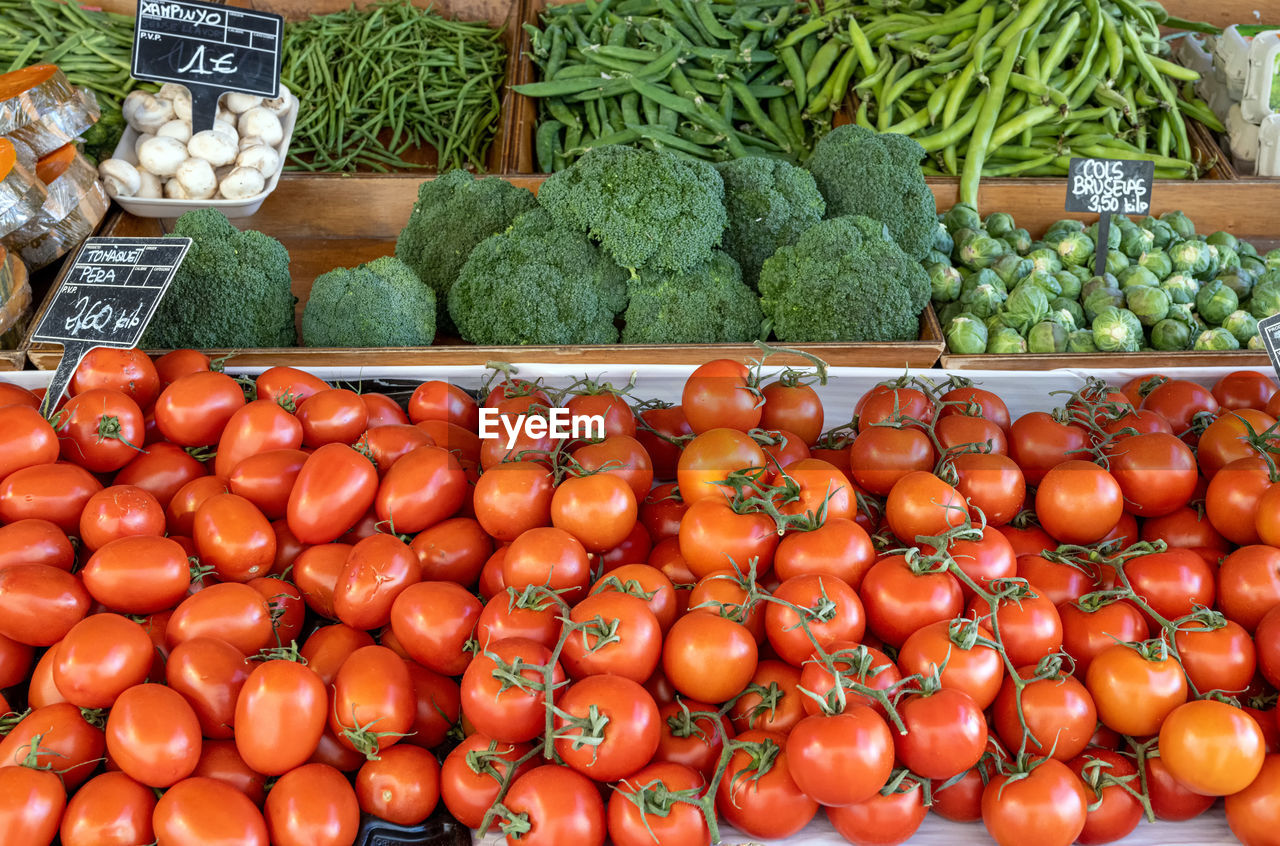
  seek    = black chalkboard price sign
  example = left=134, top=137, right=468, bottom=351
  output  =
left=132, top=0, right=283, bottom=133
left=33, top=237, right=191, bottom=416
left=1065, top=157, right=1156, bottom=277
left=1259, top=313, right=1280, bottom=380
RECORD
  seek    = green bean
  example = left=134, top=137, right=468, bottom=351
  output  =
left=982, top=154, right=1058, bottom=176
left=536, top=120, right=565, bottom=172
left=780, top=45, right=807, bottom=110
left=961, top=29, right=1024, bottom=207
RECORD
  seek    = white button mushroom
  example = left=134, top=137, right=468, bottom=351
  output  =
left=137, top=135, right=189, bottom=177
left=172, top=90, right=193, bottom=122
left=174, top=157, right=217, bottom=200
left=156, top=119, right=192, bottom=144
left=134, top=132, right=155, bottom=161
left=98, top=159, right=142, bottom=198
left=217, top=105, right=236, bottom=127
left=236, top=143, right=280, bottom=178
left=129, top=93, right=176, bottom=134
left=157, top=83, right=189, bottom=102
left=222, top=92, right=263, bottom=114
left=122, top=90, right=150, bottom=129
left=164, top=178, right=190, bottom=199
left=219, top=166, right=265, bottom=200
left=136, top=169, right=163, bottom=199
left=188, top=130, right=238, bottom=168
left=237, top=107, right=283, bottom=147
left=260, top=85, right=295, bottom=118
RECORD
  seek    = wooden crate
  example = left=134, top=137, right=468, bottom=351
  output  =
left=1160, top=1, right=1276, bottom=29
left=93, top=0, right=525, bottom=173
left=938, top=179, right=1280, bottom=370
left=25, top=173, right=945, bottom=370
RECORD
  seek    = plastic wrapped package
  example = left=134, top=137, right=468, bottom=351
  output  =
left=3, top=144, right=103, bottom=245
left=7, top=86, right=101, bottom=158
left=0, top=64, right=79, bottom=136
left=0, top=138, right=48, bottom=240
left=0, top=246, right=31, bottom=347
left=8, top=180, right=107, bottom=270
left=1242, top=30, right=1280, bottom=123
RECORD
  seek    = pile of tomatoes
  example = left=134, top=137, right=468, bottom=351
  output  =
left=2, top=349, right=1280, bottom=846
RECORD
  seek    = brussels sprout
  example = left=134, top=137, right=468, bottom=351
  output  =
left=1045, top=308, right=1077, bottom=333
left=986, top=327, right=1028, bottom=354
left=1027, top=249, right=1063, bottom=275
left=1160, top=210, right=1197, bottom=240
left=962, top=268, right=1007, bottom=298
left=1249, top=334, right=1265, bottom=350
left=929, top=262, right=963, bottom=303
left=1261, top=269, right=1280, bottom=286
left=1081, top=273, right=1120, bottom=297
left=1083, top=284, right=1126, bottom=324
left=984, top=212, right=1017, bottom=239
left=927, top=249, right=952, bottom=266
left=1009, top=228, right=1033, bottom=255
left=1055, top=232, right=1095, bottom=267
left=1195, top=279, right=1240, bottom=325
left=1222, top=309, right=1260, bottom=345
left=945, top=313, right=989, bottom=354
left=1170, top=240, right=1213, bottom=277
left=1027, top=320, right=1069, bottom=353
left=1117, top=265, right=1159, bottom=290
left=1266, top=249, right=1280, bottom=271
left=933, top=223, right=954, bottom=256
left=1242, top=255, right=1267, bottom=277
left=1159, top=274, right=1199, bottom=304
left=1172, top=302, right=1198, bottom=325
left=985, top=312, right=1011, bottom=333
left=1125, top=285, right=1171, bottom=327
left=1052, top=297, right=1085, bottom=329
left=937, top=300, right=965, bottom=326
left=1139, top=217, right=1178, bottom=249
left=944, top=203, right=983, bottom=233
left=1046, top=219, right=1087, bottom=239
left=958, top=234, right=1007, bottom=270
left=1002, top=284, right=1052, bottom=334
left=1105, top=249, right=1130, bottom=276
left=1054, top=271, right=1083, bottom=301
left=1066, top=329, right=1098, bottom=352
left=1137, top=250, right=1173, bottom=280
left=1250, top=280, right=1280, bottom=319
left=1150, top=318, right=1192, bottom=351
left=991, top=253, right=1034, bottom=287
left=993, top=237, right=1016, bottom=255
left=1020, top=269, right=1062, bottom=298
left=1216, top=245, right=1241, bottom=273
left=960, top=283, right=1007, bottom=319
left=1087, top=220, right=1121, bottom=250
left=1216, top=270, right=1255, bottom=301
left=1206, top=231, right=1239, bottom=251
left=1194, top=327, right=1241, bottom=351
left=1239, top=240, right=1259, bottom=258
left=1119, top=224, right=1156, bottom=259
left=1091, top=307, right=1144, bottom=352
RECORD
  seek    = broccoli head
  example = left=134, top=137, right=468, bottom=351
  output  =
left=537, top=146, right=726, bottom=273
left=621, top=251, right=763, bottom=344
left=448, top=209, right=627, bottom=346
left=759, top=215, right=930, bottom=342
left=301, top=256, right=435, bottom=348
left=804, top=125, right=936, bottom=262
left=715, top=157, right=825, bottom=290
left=395, top=170, right=537, bottom=332
left=142, top=208, right=296, bottom=349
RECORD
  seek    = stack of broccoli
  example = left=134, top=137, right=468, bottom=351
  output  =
left=932, top=204, right=1280, bottom=355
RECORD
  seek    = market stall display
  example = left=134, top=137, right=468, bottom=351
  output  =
left=1, top=358, right=1280, bottom=846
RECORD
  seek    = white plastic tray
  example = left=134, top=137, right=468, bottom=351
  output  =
left=108, top=96, right=297, bottom=219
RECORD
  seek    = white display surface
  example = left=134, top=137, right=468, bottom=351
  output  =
left=1, top=361, right=1261, bottom=844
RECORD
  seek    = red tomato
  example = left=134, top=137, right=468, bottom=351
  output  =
left=1058, top=596, right=1149, bottom=677
left=663, top=611, right=758, bottom=704
left=59, top=771, right=156, bottom=846
left=0, top=518, right=75, bottom=572
left=265, top=763, right=360, bottom=846
left=461, top=637, right=564, bottom=744
left=1225, top=754, right=1280, bottom=845
left=898, top=618, right=1003, bottom=709
left=677, top=428, right=766, bottom=504
left=1008, top=412, right=1089, bottom=485
left=950, top=452, right=1026, bottom=527
left=1145, top=752, right=1215, bottom=821
left=0, top=462, right=103, bottom=534
left=562, top=592, right=662, bottom=682
left=235, top=659, right=328, bottom=775
left=296, top=389, right=369, bottom=447
left=554, top=674, right=661, bottom=782
left=499, top=765, right=606, bottom=846
left=609, top=762, right=710, bottom=846
left=992, top=666, right=1096, bottom=761
left=54, top=388, right=145, bottom=473
left=786, top=708, right=894, bottom=806
left=1086, top=643, right=1187, bottom=736
left=0, top=763, right=64, bottom=846
left=0, top=404, right=59, bottom=479
left=403, top=661, right=461, bottom=749
left=153, top=776, right=268, bottom=845
left=288, top=443, right=379, bottom=544
left=1035, top=461, right=1123, bottom=544
left=682, top=359, right=761, bottom=434
left=440, top=734, right=533, bottom=828
left=1218, top=545, right=1280, bottom=631
left=408, top=380, right=478, bottom=428
left=967, top=588, right=1063, bottom=667
left=78, top=484, right=165, bottom=552
left=115, top=442, right=207, bottom=510
left=982, top=759, right=1088, bottom=846
left=165, top=636, right=251, bottom=740
left=390, top=580, right=481, bottom=675
left=360, top=392, right=408, bottom=427
left=1069, top=749, right=1143, bottom=845
left=106, top=683, right=202, bottom=787
left=1108, top=432, right=1198, bottom=516
left=167, top=582, right=273, bottom=656
left=773, top=517, right=875, bottom=588
left=1141, top=378, right=1219, bottom=442
left=193, top=493, right=276, bottom=582
left=0, top=563, right=90, bottom=646
left=0, top=702, right=104, bottom=788
left=255, top=367, right=330, bottom=406
left=766, top=574, right=865, bottom=666
left=848, top=426, right=935, bottom=496
left=715, top=729, right=818, bottom=839
left=334, top=533, right=422, bottom=631
left=886, top=470, right=968, bottom=544
left=227, top=448, right=307, bottom=520
left=72, top=347, right=160, bottom=407
left=894, top=686, right=987, bottom=779
left=355, top=744, right=440, bottom=825
left=0, top=631, right=33, bottom=689
left=636, top=405, right=692, bottom=482
left=330, top=645, right=415, bottom=758
left=52, top=612, right=152, bottom=708
left=1213, top=370, right=1277, bottom=410
left=728, top=659, right=806, bottom=734
left=826, top=779, right=928, bottom=845
left=761, top=379, right=824, bottom=445
left=213, top=399, right=304, bottom=479
left=859, top=553, right=963, bottom=648
left=503, top=526, right=592, bottom=602
left=1158, top=699, right=1266, bottom=796
left=678, top=497, right=779, bottom=580
left=154, top=371, right=246, bottom=446
left=300, top=623, right=374, bottom=686
left=653, top=699, right=732, bottom=777
left=375, top=445, right=466, bottom=533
